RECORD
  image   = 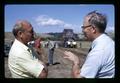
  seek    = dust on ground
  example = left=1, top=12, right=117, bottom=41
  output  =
left=5, top=47, right=89, bottom=78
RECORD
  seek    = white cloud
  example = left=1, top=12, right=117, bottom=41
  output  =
left=35, top=15, right=64, bottom=26
left=34, top=15, right=81, bottom=33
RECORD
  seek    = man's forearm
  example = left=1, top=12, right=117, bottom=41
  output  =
left=39, top=68, right=48, bottom=78
left=72, top=63, right=81, bottom=78
left=72, top=63, right=85, bottom=78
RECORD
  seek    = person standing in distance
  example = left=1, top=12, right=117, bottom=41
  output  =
left=47, top=40, right=55, bottom=66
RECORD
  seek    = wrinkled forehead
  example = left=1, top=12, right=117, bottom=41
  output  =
left=22, top=21, right=32, bottom=29
left=21, top=21, right=33, bottom=31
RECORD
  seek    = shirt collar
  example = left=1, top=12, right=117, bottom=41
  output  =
left=91, top=33, right=105, bottom=49
left=15, top=39, right=30, bottom=52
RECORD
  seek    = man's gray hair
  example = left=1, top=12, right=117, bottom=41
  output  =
left=12, top=22, right=24, bottom=37
left=12, top=21, right=28, bottom=37
left=86, top=10, right=107, bottom=33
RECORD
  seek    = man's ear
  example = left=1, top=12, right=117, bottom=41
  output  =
left=91, top=26, right=97, bottom=33
left=92, top=28, right=96, bottom=33
left=17, top=31, right=23, bottom=38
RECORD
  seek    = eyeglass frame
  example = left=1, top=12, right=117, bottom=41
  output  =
left=81, top=25, right=92, bottom=29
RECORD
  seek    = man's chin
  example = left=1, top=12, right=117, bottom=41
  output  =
left=86, top=37, right=92, bottom=41
left=84, top=37, right=91, bottom=41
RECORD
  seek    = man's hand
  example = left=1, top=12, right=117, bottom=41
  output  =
left=64, top=51, right=83, bottom=78
left=63, top=51, right=80, bottom=65
left=34, top=38, right=41, bottom=48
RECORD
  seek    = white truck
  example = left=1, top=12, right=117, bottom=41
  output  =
left=65, top=39, right=77, bottom=48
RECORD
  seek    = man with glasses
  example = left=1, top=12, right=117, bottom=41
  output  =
left=64, top=11, right=115, bottom=78
left=8, top=20, right=48, bottom=78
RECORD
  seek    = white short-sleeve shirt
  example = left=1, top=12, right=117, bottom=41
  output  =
left=80, top=34, right=115, bottom=78
left=8, top=39, right=44, bottom=78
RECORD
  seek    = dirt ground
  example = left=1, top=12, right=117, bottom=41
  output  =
left=5, top=47, right=89, bottom=78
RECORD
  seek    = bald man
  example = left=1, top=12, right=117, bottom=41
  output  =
left=8, top=20, right=48, bottom=78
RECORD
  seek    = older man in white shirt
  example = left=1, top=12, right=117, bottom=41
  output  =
left=64, top=11, right=115, bottom=78
left=8, top=20, right=48, bottom=78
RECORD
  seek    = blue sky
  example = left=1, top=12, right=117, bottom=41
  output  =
left=5, top=4, right=114, bottom=33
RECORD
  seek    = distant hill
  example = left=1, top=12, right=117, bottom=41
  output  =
left=35, top=33, right=54, bottom=38
left=5, top=31, right=114, bottom=44
left=5, top=32, right=15, bottom=43
left=4, top=32, right=54, bottom=43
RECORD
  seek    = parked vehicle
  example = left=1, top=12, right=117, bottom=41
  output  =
left=64, top=39, right=77, bottom=48
left=4, top=44, right=11, bottom=57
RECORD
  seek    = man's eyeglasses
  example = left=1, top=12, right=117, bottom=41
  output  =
left=81, top=25, right=92, bottom=29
